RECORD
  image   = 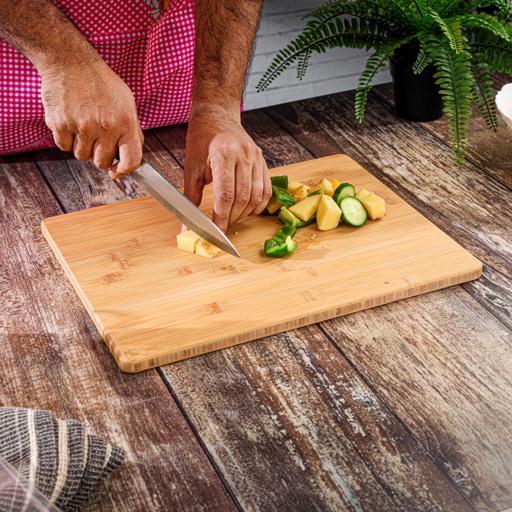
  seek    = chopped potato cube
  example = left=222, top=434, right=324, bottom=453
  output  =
left=195, top=239, right=223, bottom=259
left=319, top=178, right=334, bottom=196
left=289, top=194, right=321, bottom=221
left=293, top=184, right=310, bottom=200
left=176, top=229, right=201, bottom=254
left=317, top=195, right=342, bottom=230
left=331, top=179, right=341, bottom=190
left=287, top=181, right=304, bottom=192
left=266, top=196, right=282, bottom=214
left=356, top=189, right=386, bottom=220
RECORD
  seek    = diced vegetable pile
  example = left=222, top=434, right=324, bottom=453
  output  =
left=176, top=174, right=386, bottom=259
left=263, top=175, right=386, bottom=258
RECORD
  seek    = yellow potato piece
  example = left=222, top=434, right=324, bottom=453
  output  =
left=293, top=184, right=310, bottom=200
left=176, top=229, right=201, bottom=254
left=266, top=196, right=282, bottom=214
left=317, top=195, right=341, bottom=231
left=356, top=189, right=386, bottom=220
left=287, top=181, right=304, bottom=192
left=289, top=194, right=321, bottom=221
left=195, top=239, right=223, bottom=259
left=319, top=178, right=334, bottom=196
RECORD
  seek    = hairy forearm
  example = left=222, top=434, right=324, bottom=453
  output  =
left=191, top=0, right=263, bottom=119
left=0, top=0, right=99, bottom=73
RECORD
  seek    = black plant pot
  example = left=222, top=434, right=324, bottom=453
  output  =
left=389, top=44, right=443, bottom=122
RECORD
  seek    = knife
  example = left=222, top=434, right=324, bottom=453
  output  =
left=130, top=161, right=241, bottom=258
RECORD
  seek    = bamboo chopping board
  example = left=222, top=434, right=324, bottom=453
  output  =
left=42, top=155, right=482, bottom=372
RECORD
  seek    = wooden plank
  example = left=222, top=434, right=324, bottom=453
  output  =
left=0, top=156, right=235, bottom=512
left=264, top=94, right=512, bottom=325
left=373, top=83, right=512, bottom=190
left=37, top=122, right=477, bottom=511
left=41, top=155, right=481, bottom=372
left=161, top=326, right=472, bottom=512
left=320, top=288, right=512, bottom=512
left=261, top=96, right=512, bottom=510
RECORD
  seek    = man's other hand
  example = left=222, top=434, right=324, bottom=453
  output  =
left=41, top=61, right=144, bottom=178
left=184, top=110, right=272, bottom=232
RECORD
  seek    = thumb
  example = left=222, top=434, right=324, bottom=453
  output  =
left=184, top=171, right=205, bottom=207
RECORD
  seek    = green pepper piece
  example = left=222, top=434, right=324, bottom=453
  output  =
left=278, top=207, right=315, bottom=228
left=272, top=185, right=296, bottom=207
left=270, top=175, right=289, bottom=190
left=264, top=236, right=298, bottom=257
left=273, top=224, right=296, bottom=243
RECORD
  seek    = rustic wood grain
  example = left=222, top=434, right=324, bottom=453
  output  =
left=161, top=326, right=473, bottom=512
left=265, top=95, right=512, bottom=326
left=0, top=156, right=236, bottom=512
left=34, top=121, right=481, bottom=510
left=320, top=288, right=512, bottom=511
left=262, top=94, right=512, bottom=511
left=373, top=83, right=512, bottom=190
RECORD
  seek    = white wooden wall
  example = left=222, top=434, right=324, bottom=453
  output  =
left=244, top=0, right=391, bottom=110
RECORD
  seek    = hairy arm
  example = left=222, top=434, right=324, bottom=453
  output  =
left=0, top=0, right=142, bottom=175
left=185, top=0, right=272, bottom=231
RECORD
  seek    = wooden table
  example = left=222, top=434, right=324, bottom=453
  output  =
left=1, top=81, right=511, bottom=512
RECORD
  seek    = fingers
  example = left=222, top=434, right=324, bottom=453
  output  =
left=73, top=124, right=98, bottom=161
left=93, top=137, right=118, bottom=170
left=238, top=161, right=262, bottom=221
left=184, top=169, right=205, bottom=207
left=52, top=127, right=74, bottom=152
left=229, top=159, right=252, bottom=225
left=109, top=130, right=143, bottom=179
left=211, top=153, right=235, bottom=232
left=253, top=153, right=272, bottom=215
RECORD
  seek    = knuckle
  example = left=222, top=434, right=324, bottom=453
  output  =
left=219, top=189, right=235, bottom=205
left=119, top=111, right=132, bottom=128
left=100, top=115, right=114, bottom=131
left=240, top=141, right=252, bottom=156
left=77, top=119, right=95, bottom=134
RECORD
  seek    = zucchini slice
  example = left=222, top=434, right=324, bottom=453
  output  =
left=339, top=197, right=368, bottom=227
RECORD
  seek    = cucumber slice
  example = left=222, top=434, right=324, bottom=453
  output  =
left=339, top=197, right=368, bottom=227
left=333, top=183, right=356, bottom=205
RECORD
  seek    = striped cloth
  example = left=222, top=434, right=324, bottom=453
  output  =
left=0, top=408, right=124, bottom=511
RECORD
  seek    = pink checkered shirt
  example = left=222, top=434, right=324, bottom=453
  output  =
left=0, top=0, right=195, bottom=155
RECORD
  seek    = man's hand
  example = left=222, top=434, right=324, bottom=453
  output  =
left=187, top=0, right=267, bottom=231
left=41, top=61, right=143, bottom=178
left=0, top=0, right=143, bottom=177
left=185, top=109, right=271, bottom=231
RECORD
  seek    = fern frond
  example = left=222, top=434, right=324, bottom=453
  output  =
left=305, top=0, right=419, bottom=30
left=472, top=62, right=499, bottom=130
left=421, top=35, right=474, bottom=163
left=355, top=37, right=416, bottom=122
left=470, top=32, right=512, bottom=72
left=256, top=18, right=387, bottom=91
left=450, top=13, right=511, bottom=41
left=429, top=9, right=465, bottom=52
left=296, top=49, right=312, bottom=81
left=413, top=46, right=434, bottom=73
left=493, top=0, right=512, bottom=20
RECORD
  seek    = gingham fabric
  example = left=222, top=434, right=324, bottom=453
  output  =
left=0, top=407, right=124, bottom=511
left=0, top=0, right=195, bottom=155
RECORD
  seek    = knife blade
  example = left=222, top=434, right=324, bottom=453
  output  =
left=130, top=161, right=241, bottom=258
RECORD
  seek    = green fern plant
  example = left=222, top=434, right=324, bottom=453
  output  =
left=256, top=0, right=512, bottom=164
